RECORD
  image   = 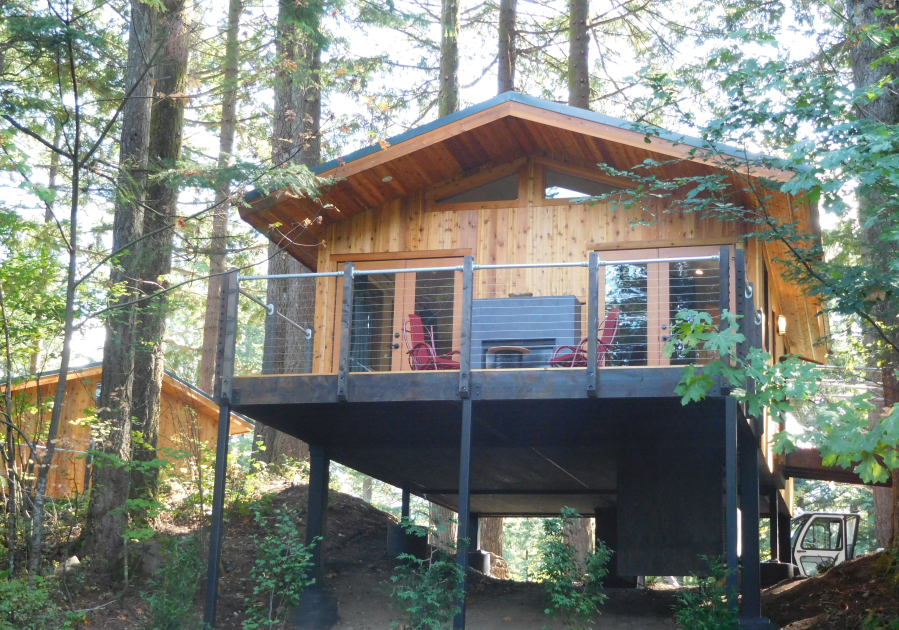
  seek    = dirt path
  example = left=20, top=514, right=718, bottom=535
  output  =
left=329, top=566, right=678, bottom=630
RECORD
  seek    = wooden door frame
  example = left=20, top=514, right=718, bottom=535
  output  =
left=330, top=255, right=465, bottom=372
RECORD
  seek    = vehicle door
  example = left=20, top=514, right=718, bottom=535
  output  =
left=793, top=515, right=845, bottom=577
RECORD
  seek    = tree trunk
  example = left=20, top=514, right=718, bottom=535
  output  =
left=497, top=0, right=516, bottom=94
left=254, top=0, right=323, bottom=464
left=567, top=0, right=589, bottom=109
left=563, top=517, right=592, bottom=566
left=86, top=0, right=157, bottom=568
left=480, top=516, right=503, bottom=559
left=129, top=0, right=190, bottom=507
left=198, top=0, right=242, bottom=394
left=874, top=486, right=892, bottom=549
left=849, top=0, right=899, bottom=549
left=438, top=0, right=460, bottom=116
left=430, top=504, right=457, bottom=551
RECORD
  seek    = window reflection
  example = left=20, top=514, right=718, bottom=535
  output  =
left=668, top=259, right=720, bottom=365
left=604, top=264, right=648, bottom=366
left=350, top=273, right=395, bottom=372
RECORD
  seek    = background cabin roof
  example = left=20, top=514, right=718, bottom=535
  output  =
left=242, top=91, right=817, bottom=271
left=6, top=362, right=254, bottom=435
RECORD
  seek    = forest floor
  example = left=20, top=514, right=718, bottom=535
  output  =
left=762, top=551, right=899, bottom=630
left=55, top=483, right=899, bottom=629
left=59, top=483, right=678, bottom=629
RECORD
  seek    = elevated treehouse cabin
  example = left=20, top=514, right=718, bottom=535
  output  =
left=203, top=93, right=825, bottom=628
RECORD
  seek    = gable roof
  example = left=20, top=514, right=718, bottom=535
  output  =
left=242, top=92, right=811, bottom=271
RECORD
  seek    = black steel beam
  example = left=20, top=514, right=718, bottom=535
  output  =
left=459, top=256, right=473, bottom=398
left=586, top=251, right=599, bottom=397
left=778, top=511, right=792, bottom=565
left=232, top=365, right=706, bottom=405
left=337, top=262, right=354, bottom=402
left=204, top=268, right=239, bottom=628
left=401, top=488, right=410, bottom=519
left=769, top=488, right=780, bottom=562
left=725, top=397, right=739, bottom=608
left=307, top=445, right=330, bottom=587
left=740, top=431, right=762, bottom=619
left=453, top=399, right=473, bottom=629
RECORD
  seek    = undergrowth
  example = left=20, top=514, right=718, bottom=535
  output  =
left=672, top=556, right=738, bottom=630
left=141, top=535, right=205, bottom=630
left=0, top=572, right=82, bottom=630
left=537, top=507, right=611, bottom=630
left=387, top=516, right=465, bottom=630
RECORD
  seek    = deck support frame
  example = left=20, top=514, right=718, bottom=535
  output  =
left=453, top=399, right=474, bottom=629
left=203, top=268, right=239, bottom=627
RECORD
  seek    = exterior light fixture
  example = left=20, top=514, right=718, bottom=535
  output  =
left=695, top=268, right=704, bottom=276
left=777, top=315, right=787, bottom=336
left=382, top=175, right=393, bottom=182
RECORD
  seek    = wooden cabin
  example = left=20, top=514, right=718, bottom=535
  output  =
left=218, top=93, right=825, bottom=627
left=6, top=363, right=253, bottom=499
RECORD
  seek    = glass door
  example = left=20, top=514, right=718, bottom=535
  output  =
left=333, top=257, right=463, bottom=372
left=598, top=247, right=723, bottom=367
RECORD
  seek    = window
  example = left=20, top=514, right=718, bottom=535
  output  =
left=544, top=170, right=621, bottom=200
left=436, top=173, right=519, bottom=204
left=801, top=517, right=843, bottom=551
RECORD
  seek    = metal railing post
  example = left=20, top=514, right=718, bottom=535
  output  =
left=718, top=246, right=731, bottom=394
left=204, top=268, right=239, bottom=627
left=337, top=262, right=354, bottom=402
left=459, top=256, right=474, bottom=399
left=304, top=327, right=315, bottom=374
left=586, top=251, right=599, bottom=397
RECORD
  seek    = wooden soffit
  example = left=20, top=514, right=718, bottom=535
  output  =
left=242, top=93, right=810, bottom=271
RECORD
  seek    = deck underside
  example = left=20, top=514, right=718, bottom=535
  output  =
left=233, top=368, right=726, bottom=517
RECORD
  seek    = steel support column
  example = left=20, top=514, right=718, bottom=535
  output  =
left=203, top=269, right=239, bottom=628
left=778, top=511, right=792, bottom=565
left=401, top=488, right=411, bottom=520
left=768, top=489, right=780, bottom=562
left=453, top=399, right=473, bottom=629
left=725, top=398, right=739, bottom=607
left=307, top=444, right=330, bottom=587
left=740, top=432, right=762, bottom=620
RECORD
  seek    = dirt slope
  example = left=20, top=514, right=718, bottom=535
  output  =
left=762, top=552, right=899, bottom=629
left=67, top=484, right=678, bottom=629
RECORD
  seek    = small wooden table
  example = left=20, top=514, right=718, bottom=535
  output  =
left=487, top=345, right=531, bottom=369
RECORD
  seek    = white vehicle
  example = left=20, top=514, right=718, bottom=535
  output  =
left=790, top=512, right=861, bottom=577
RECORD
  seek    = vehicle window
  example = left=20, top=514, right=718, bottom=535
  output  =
left=801, top=517, right=843, bottom=551
left=790, top=514, right=810, bottom=545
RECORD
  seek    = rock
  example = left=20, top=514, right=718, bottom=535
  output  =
left=53, top=556, right=81, bottom=577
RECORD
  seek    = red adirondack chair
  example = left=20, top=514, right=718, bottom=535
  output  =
left=549, top=307, right=621, bottom=368
left=403, top=313, right=461, bottom=370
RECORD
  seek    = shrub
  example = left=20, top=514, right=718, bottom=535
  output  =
left=672, top=556, right=738, bottom=630
left=0, top=573, right=81, bottom=630
left=243, top=505, right=316, bottom=629
left=537, top=507, right=611, bottom=630
left=388, top=517, right=465, bottom=630
left=141, top=536, right=204, bottom=630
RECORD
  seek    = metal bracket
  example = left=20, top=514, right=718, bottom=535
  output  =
left=754, top=309, right=763, bottom=326
left=745, top=282, right=754, bottom=299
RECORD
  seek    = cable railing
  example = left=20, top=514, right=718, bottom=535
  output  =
left=223, top=247, right=768, bottom=396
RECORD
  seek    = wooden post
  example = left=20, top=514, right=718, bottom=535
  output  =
left=586, top=251, right=599, bottom=396
left=740, top=431, right=762, bottom=619
left=337, top=262, right=354, bottom=402
left=453, top=399, right=473, bottom=629
left=204, top=268, right=239, bottom=627
left=459, top=256, right=474, bottom=399
left=725, top=397, right=739, bottom=609
left=307, top=444, right=330, bottom=587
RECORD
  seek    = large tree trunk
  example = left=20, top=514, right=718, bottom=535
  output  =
left=430, top=505, right=457, bottom=551
left=86, top=0, right=157, bottom=568
left=497, top=0, right=516, bottom=94
left=198, top=0, right=242, bottom=395
left=563, top=516, right=593, bottom=566
left=254, top=0, right=323, bottom=465
left=567, top=0, right=589, bottom=109
left=129, top=0, right=190, bottom=507
left=438, top=0, right=460, bottom=116
left=849, top=0, right=899, bottom=549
